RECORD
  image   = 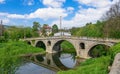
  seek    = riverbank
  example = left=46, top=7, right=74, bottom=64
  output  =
left=0, top=41, right=44, bottom=73
left=1, top=41, right=120, bottom=74
left=58, top=43, right=120, bottom=74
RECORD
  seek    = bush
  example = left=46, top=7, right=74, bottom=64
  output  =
left=0, top=36, right=7, bottom=43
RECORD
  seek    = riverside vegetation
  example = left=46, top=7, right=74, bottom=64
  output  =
left=0, top=41, right=44, bottom=73
left=0, top=1, right=120, bottom=74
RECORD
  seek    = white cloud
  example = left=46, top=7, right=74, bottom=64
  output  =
left=51, top=0, right=116, bottom=28
left=0, top=0, right=5, bottom=3
left=0, top=12, right=26, bottom=19
left=76, top=0, right=112, bottom=8
left=0, top=0, right=119, bottom=28
left=67, top=7, right=74, bottom=13
left=0, top=7, right=67, bottom=20
left=23, top=0, right=34, bottom=6
left=7, top=14, right=26, bottom=19
left=28, top=7, right=67, bottom=20
left=41, top=0, right=66, bottom=8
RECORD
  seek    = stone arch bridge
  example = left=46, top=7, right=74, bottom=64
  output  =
left=23, top=36, right=120, bottom=58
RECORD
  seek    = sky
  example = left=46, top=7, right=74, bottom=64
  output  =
left=0, top=0, right=119, bottom=28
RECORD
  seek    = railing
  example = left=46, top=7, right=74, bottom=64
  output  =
left=22, top=36, right=120, bottom=43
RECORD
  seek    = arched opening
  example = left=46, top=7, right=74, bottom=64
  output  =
left=36, top=41, right=46, bottom=50
left=52, top=53, right=70, bottom=70
left=79, top=43, right=85, bottom=49
left=26, top=41, right=31, bottom=45
left=35, top=55, right=44, bottom=62
left=52, top=40, right=76, bottom=54
left=88, top=44, right=110, bottom=58
left=47, top=41, right=51, bottom=46
left=47, top=59, right=51, bottom=65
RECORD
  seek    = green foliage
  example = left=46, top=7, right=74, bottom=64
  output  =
left=109, top=43, right=120, bottom=59
left=0, top=41, right=44, bottom=73
left=71, top=19, right=120, bottom=39
left=58, top=56, right=111, bottom=74
left=89, top=45, right=109, bottom=58
left=52, top=24, right=58, bottom=33
left=0, top=36, right=7, bottom=43
left=61, top=41, right=76, bottom=53
left=71, top=21, right=104, bottom=38
left=4, top=26, right=39, bottom=41
left=70, top=27, right=80, bottom=36
left=32, top=21, right=41, bottom=31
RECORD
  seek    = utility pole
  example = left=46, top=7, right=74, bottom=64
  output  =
left=24, top=24, right=26, bottom=39
left=60, top=16, right=62, bottom=36
left=0, top=20, right=3, bottom=36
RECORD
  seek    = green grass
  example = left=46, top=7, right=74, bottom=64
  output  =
left=109, top=43, right=120, bottom=58
left=0, top=41, right=44, bottom=73
left=58, top=56, right=111, bottom=74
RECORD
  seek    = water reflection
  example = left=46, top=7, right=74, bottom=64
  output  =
left=0, top=52, right=83, bottom=74
left=15, top=62, right=56, bottom=74
left=29, top=52, right=78, bottom=72
left=15, top=52, right=78, bottom=74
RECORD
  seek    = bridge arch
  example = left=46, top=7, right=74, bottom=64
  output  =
left=52, top=39, right=76, bottom=53
left=79, top=42, right=85, bottom=49
left=47, top=41, right=51, bottom=46
left=35, top=41, right=46, bottom=50
left=27, top=41, right=31, bottom=45
left=88, top=43, right=110, bottom=58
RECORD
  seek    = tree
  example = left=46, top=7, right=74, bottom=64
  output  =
left=41, top=24, right=48, bottom=36
left=102, top=0, right=120, bottom=38
left=52, top=24, right=58, bottom=33
left=32, top=21, right=41, bottom=31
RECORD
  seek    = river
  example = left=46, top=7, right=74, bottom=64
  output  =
left=14, top=52, right=83, bottom=74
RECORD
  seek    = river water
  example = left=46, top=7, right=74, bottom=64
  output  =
left=14, top=52, right=82, bottom=74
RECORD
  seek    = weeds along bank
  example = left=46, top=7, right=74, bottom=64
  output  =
left=0, top=41, right=120, bottom=74
left=0, top=41, right=44, bottom=73
left=58, top=43, right=120, bottom=74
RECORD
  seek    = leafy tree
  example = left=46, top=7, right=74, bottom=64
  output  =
left=103, top=1, right=120, bottom=38
left=41, top=24, right=48, bottom=36
left=52, top=24, right=58, bottom=33
left=32, top=21, right=41, bottom=31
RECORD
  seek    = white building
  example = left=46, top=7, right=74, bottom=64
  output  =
left=54, top=32, right=71, bottom=36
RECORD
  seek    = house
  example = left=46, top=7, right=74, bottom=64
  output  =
left=54, top=32, right=71, bottom=36
left=39, top=25, right=52, bottom=36
left=43, top=25, right=52, bottom=36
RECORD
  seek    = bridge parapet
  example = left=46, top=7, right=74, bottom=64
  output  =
left=23, top=36, right=120, bottom=43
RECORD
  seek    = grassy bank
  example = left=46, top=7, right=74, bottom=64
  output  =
left=58, top=43, right=120, bottom=74
left=58, top=56, right=111, bottom=74
left=0, top=41, right=44, bottom=73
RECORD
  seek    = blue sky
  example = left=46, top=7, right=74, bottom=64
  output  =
left=0, top=0, right=118, bottom=28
